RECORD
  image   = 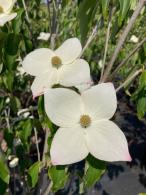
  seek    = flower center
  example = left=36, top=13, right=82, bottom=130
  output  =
left=0, top=6, right=4, bottom=13
left=51, top=56, right=62, bottom=69
left=80, top=115, right=91, bottom=128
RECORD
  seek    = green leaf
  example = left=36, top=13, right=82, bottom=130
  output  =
left=12, top=9, right=24, bottom=34
left=0, top=178, right=8, bottom=195
left=99, top=0, right=109, bottom=18
left=0, top=32, right=7, bottom=50
left=5, top=33, right=20, bottom=55
left=137, top=97, right=146, bottom=119
left=3, top=71, right=14, bottom=91
left=84, top=155, right=106, bottom=188
left=139, top=70, right=146, bottom=89
left=118, top=0, right=131, bottom=26
left=19, top=119, right=32, bottom=149
left=78, top=0, right=98, bottom=45
left=10, top=96, right=21, bottom=113
left=0, top=158, right=10, bottom=184
left=48, top=166, right=69, bottom=192
left=28, top=161, right=40, bottom=188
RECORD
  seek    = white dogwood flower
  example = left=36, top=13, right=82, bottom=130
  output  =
left=0, top=0, right=17, bottom=26
left=44, top=83, right=132, bottom=165
left=22, top=38, right=91, bottom=98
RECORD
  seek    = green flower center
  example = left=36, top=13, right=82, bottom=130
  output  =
left=0, top=6, right=4, bottom=13
left=80, top=115, right=91, bottom=128
left=51, top=56, right=62, bottom=69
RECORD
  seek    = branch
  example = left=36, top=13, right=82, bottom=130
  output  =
left=42, top=128, right=50, bottom=167
left=22, top=0, right=30, bottom=23
left=111, top=37, right=146, bottom=78
left=21, top=0, right=36, bottom=48
left=99, top=8, right=114, bottom=82
left=79, top=24, right=98, bottom=57
left=101, top=0, right=146, bottom=82
left=43, top=181, right=53, bottom=195
left=34, top=128, right=41, bottom=163
left=4, top=109, right=10, bottom=131
left=116, top=68, right=143, bottom=92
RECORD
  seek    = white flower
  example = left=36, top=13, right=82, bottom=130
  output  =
left=22, top=38, right=91, bottom=98
left=9, top=157, right=19, bottom=168
left=130, top=35, right=139, bottom=43
left=98, top=59, right=103, bottom=69
left=44, top=83, right=131, bottom=165
left=37, top=32, right=50, bottom=41
left=0, top=0, right=17, bottom=26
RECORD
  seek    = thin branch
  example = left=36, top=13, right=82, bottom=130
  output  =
left=116, top=68, right=143, bottom=92
left=4, top=109, right=10, bottom=131
left=21, top=0, right=36, bottom=48
left=34, top=128, right=41, bottom=163
left=49, top=0, right=58, bottom=49
left=79, top=24, right=98, bottom=57
left=111, top=37, right=146, bottom=78
left=99, top=8, right=114, bottom=82
left=22, top=0, right=30, bottom=23
left=43, top=181, right=53, bottom=195
left=47, top=0, right=52, bottom=35
left=101, top=0, right=146, bottom=82
left=42, top=128, right=50, bottom=167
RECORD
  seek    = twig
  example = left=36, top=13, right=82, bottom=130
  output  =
left=34, top=128, right=41, bottom=163
left=4, top=109, right=10, bottom=131
left=116, top=68, right=143, bottom=92
left=43, top=181, right=53, bottom=195
left=49, top=0, right=58, bottom=49
left=22, top=0, right=30, bottom=23
left=21, top=0, right=36, bottom=48
left=101, top=0, right=146, bottom=82
left=79, top=25, right=98, bottom=57
left=111, top=37, right=146, bottom=78
left=47, top=0, right=52, bottom=35
left=100, top=8, right=114, bottom=81
left=17, top=106, right=38, bottom=116
left=42, top=128, right=50, bottom=166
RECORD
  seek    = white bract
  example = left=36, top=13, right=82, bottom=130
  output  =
left=0, top=0, right=17, bottom=26
left=22, top=38, right=91, bottom=98
left=37, top=32, right=50, bottom=41
left=44, top=83, right=131, bottom=165
left=9, top=157, right=19, bottom=168
left=130, top=35, right=139, bottom=43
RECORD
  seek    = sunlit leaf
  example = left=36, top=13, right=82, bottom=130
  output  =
left=0, top=158, right=10, bottom=184
left=48, top=166, right=69, bottom=192
left=84, top=155, right=106, bottom=188
left=28, top=161, right=41, bottom=188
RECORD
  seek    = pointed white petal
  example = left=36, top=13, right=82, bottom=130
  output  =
left=59, top=59, right=91, bottom=87
left=82, top=83, right=117, bottom=120
left=0, top=0, right=13, bottom=12
left=51, top=126, right=88, bottom=165
left=44, top=88, right=82, bottom=127
left=85, top=120, right=131, bottom=162
left=0, top=13, right=17, bottom=26
left=31, top=69, right=58, bottom=98
left=22, top=48, right=54, bottom=76
left=55, top=38, right=82, bottom=64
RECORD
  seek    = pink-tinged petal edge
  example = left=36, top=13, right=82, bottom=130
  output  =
left=33, top=91, right=44, bottom=99
left=125, top=152, right=132, bottom=162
